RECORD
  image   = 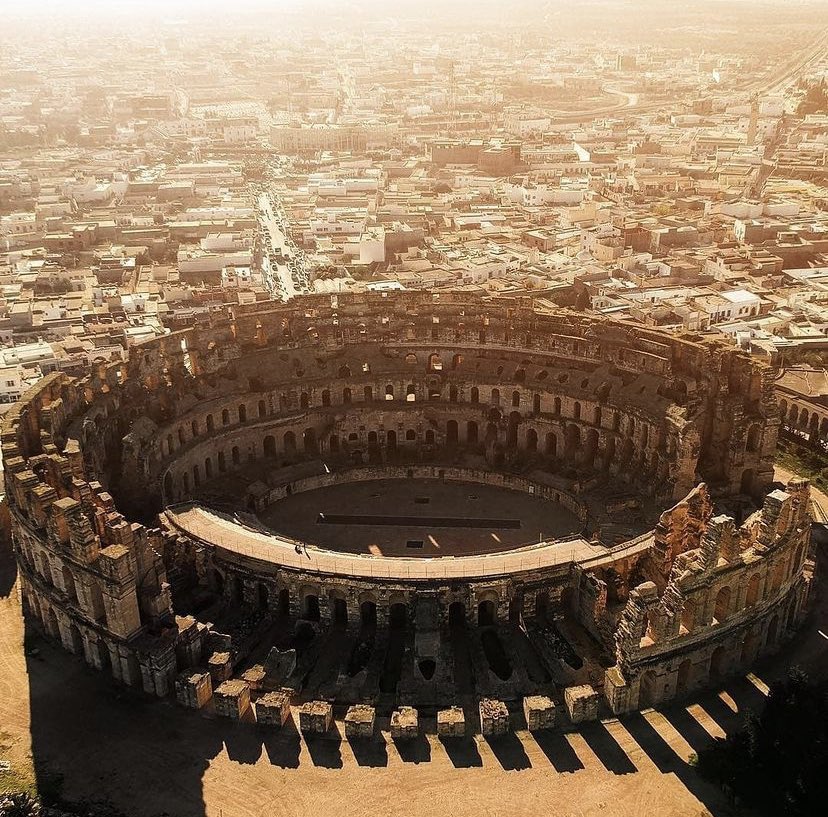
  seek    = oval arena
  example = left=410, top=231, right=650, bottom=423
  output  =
left=3, top=291, right=814, bottom=727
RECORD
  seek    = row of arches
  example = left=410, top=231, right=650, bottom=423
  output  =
left=159, top=378, right=659, bottom=460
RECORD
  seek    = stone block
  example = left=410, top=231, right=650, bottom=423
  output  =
left=390, top=706, right=419, bottom=740
left=344, top=704, right=376, bottom=739
left=208, top=651, right=232, bottom=684
left=564, top=684, right=600, bottom=724
left=214, top=679, right=250, bottom=720
left=298, top=700, right=333, bottom=734
left=241, top=664, right=266, bottom=692
left=174, top=669, right=212, bottom=709
left=523, top=695, right=556, bottom=731
left=479, top=699, right=510, bottom=736
left=255, top=690, right=292, bottom=728
left=436, top=706, right=466, bottom=738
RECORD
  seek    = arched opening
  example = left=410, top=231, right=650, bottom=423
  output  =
left=573, top=401, right=581, bottom=420
left=206, top=414, right=214, bottom=432
left=467, top=420, right=479, bottom=444
left=303, top=427, right=318, bottom=455
left=258, top=399, right=267, bottom=417
left=232, top=446, right=240, bottom=465
left=62, top=565, right=78, bottom=603
left=491, top=388, right=501, bottom=407
left=512, top=390, right=521, bottom=408
left=204, top=457, right=213, bottom=479
left=218, top=451, right=226, bottom=472
left=163, top=473, right=173, bottom=501
left=389, top=602, right=407, bottom=629
left=258, top=583, right=269, bottom=609
left=406, top=383, right=416, bottom=402
left=387, top=430, right=397, bottom=452
left=676, top=659, right=692, bottom=697
left=740, top=468, right=755, bottom=495
left=766, top=614, right=779, bottom=646
left=333, top=597, right=348, bottom=628
left=193, top=464, right=201, bottom=488
left=322, top=389, right=331, bottom=407
left=446, top=419, right=459, bottom=445
left=222, top=409, right=230, bottom=426
left=741, top=630, right=760, bottom=665
left=709, top=645, right=727, bottom=681
left=425, top=429, right=435, bottom=445
left=713, top=586, right=731, bottom=623
left=178, top=428, right=185, bottom=446
left=191, top=419, right=199, bottom=437
left=284, top=430, right=296, bottom=453
left=405, top=429, right=416, bottom=441
left=329, top=434, right=340, bottom=453
left=182, top=472, right=190, bottom=494
left=470, top=386, right=479, bottom=404
left=264, top=435, right=276, bottom=457
left=452, top=353, right=463, bottom=369
left=363, top=385, right=372, bottom=402
left=278, top=588, right=290, bottom=616
left=507, top=411, right=520, bottom=447
left=526, top=428, right=538, bottom=452
left=745, top=573, right=761, bottom=606
left=535, top=592, right=549, bottom=621
left=448, top=601, right=465, bottom=627
left=385, top=384, right=394, bottom=400
left=477, top=599, right=496, bottom=626
left=238, top=404, right=247, bottom=423
left=545, top=432, right=557, bottom=456
left=565, top=424, right=581, bottom=460
left=405, top=352, right=418, bottom=366
left=746, top=425, right=761, bottom=453
left=449, top=384, right=458, bottom=402
left=302, top=594, right=320, bottom=622
left=300, top=392, right=309, bottom=409
left=428, top=352, right=442, bottom=371
left=639, top=669, right=658, bottom=709
left=338, top=364, right=351, bottom=378
left=343, top=387, right=352, bottom=404
left=509, top=596, right=522, bottom=623
left=553, top=396, right=561, bottom=415
left=533, top=394, right=541, bottom=414
left=360, top=600, right=377, bottom=628
left=68, top=623, right=84, bottom=656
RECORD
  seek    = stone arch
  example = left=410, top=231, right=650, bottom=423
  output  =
left=746, top=425, right=762, bottom=453
left=533, top=393, right=541, bottom=414
left=766, top=613, right=779, bottom=646
left=360, top=599, right=377, bottom=628
left=300, top=392, right=309, bottom=410
left=446, top=419, right=459, bottom=445
left=526, top=427, right=538, bottom=452
left=389, top=602, right=407, bottom=629
left=713, top=586, right=731, bottom=623
left=448, top=601, right=466, bottom=626
left=322, top=389, right=331, bottom=406
left=61, top=565, right=78, bottom=603
left=343, top=387, right=352, bottom=403
left=639, top=669, right=658, bottom=708
left=238, top=403, right=247, bottom=423
left=477, top=599, right=496, bottom=626
left=258, top=398, right=267, bottom=417
left=264, top=435, right=276, bottom=457
left=303, top=427, right=318, bottom=455
left=745, top=573, right=761, bottom=606
left=511, top=389, right=521, bottom=408
left=470, top=386, right=479, bottom=403
left=491, top=388, right=501, bottom=407
left=709, top=645, right=727, bottom=681
left=363, top=385, right=373, bottom=402
left=284, top=430, right=296, bottom=453
left=676, top=659, right=692, bottom=696
left=467, top=420, right=479, bottom=444
left=545, top=431, right=557, bottom=456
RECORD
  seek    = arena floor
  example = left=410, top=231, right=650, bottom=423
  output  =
left=257, top=479, right=581, bottom=557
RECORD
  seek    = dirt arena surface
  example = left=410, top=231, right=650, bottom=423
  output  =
left=258, top=479, right=581, bottom=556
left=1, top=467, right=825, bottom=817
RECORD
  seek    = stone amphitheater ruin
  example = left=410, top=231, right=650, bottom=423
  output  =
left=2, top=291, right=814, bottom=734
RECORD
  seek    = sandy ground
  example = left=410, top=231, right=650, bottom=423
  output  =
left=0, top=467, right=824, bottom=817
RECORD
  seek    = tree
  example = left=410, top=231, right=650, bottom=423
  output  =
left=694, top=669, right=828, bottom=817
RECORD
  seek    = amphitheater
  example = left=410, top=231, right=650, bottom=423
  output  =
left=2, top=291, right=814, bottom=732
